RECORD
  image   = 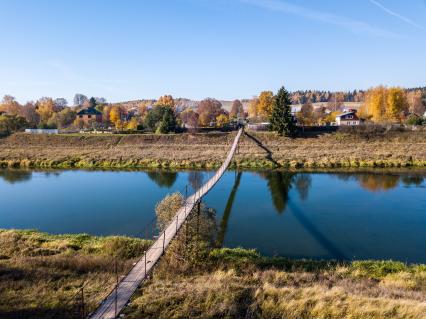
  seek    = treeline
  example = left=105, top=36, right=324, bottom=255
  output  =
left=294, top=86, right=426, bottom=126
left=0, top=94, right=108, bottom=135
left=0, top=93, right=246, bottom=135
left=291, top=90, right=365, bottom=104
left=290, top=87, right=426, bottom=105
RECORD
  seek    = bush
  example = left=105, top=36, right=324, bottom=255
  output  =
left=406, top=114, right=424, bottom=126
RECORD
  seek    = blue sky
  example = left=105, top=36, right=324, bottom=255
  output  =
left=1, top=0, right=425, bottom=103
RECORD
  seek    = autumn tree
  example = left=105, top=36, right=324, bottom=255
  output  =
left=36, top=97, right=55, bottom=124
left=269, top=86, right=295, bottom=136
left=73, top=117, right=85, bottom=129
left=102, top=105, right=112, bottom=123
left=216, top=113, right=229, bottom=127
left=297, top=103, right=314, bottom=125
left=126, top=117, right=138, bottom=130
left=386, top=87, right=408, bottom=121
left=109, top=105, right=123, bottom=127
left=73, top=94, right=88, bottom=106
left=54, top=98, right=68, bottom=110
left=155, top=95, right=175, bottom=108
left=197, top=98, right=223, bottom=127
left=361, top=86, right=408, bottom=122
left=258, top=91, right=274, bottom=117
left=138, top=101, right=150, bottom=118
left=179, top=108, right=199, bottom=129
left=0, top=114, right=28, bottom=134
left=0, top=95, right=23, bottom=116
left=47, top=108, right=76, bottom=128
left=21, top=102, right=39, bottom=126
left=407, top=90, right=426, bottom=115
left=248, top=97, right=259, bottom=118
left=229, top=99, right=244, bottom=118
left=313, top=106, right=326, bottom=124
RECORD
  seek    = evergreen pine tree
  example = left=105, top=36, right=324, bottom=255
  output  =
left=269, top=86, right=295, bottom=136
left=89, top=97, right=97, bottom=108
left=156, top=106, right=176, bottom=134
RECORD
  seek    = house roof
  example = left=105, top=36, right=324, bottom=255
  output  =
left=77, top=107, right=102, bottom=116
left=336, top=112, right=359, bottom=120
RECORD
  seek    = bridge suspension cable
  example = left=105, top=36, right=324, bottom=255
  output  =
left=89, top=128, right=243, bottom=319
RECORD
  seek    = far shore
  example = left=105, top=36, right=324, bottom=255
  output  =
left=1, top=130, right=425, bottom=169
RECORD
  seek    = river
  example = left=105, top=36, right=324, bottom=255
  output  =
left=1, top=169, right=425, bottom=262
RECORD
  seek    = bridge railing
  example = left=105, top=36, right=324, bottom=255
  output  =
left=89, top=128, right=243, bottom=319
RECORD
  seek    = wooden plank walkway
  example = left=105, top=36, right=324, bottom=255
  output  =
left=89, top=128, right=243, bottom=319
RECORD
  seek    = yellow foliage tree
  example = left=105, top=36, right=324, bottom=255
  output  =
left=248, top=97, right=259, bottom=118
left=361, top=86, right=408, bottom=123
left=324, top=111, right=341, bottom=124
left=0, top=95, right=23, bottom=116
left=126, top=117, right=138, bottom=130
left=216, top=114, right=229, bottom=127
left=386, top=87, right=408, bottom=121
left=155, top=95, right=174, bottom=107
left=109, top=106, right=122, bottom=126
left=36, top=97, right=55, bottom=124
left=115, top=119, right=123, bottom=131
left=258, top=91, right=274, bottom=117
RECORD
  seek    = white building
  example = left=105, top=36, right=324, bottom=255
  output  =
left=335, top=111, right=360, bottom=126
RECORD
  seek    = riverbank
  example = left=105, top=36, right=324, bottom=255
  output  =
left=1, top=230, right=426, bottom=319
left=1, top=130, right=425, bottom=169
left=0, top=230, right=151, bottom=319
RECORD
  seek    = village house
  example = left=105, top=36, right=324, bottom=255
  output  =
left=76, top=106, right=102, bottom=125
left=335, top=111, right=360, bottom=126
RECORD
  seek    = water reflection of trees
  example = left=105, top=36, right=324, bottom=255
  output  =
left=188, top=171, right=204, bottom=191
left=147, top=170, right=178, bottom=188
left=0, top=170, right=32, bottom=184
left=333, top=173, right=424, bottom=192
left=216, top=172, right=242, bottom=247
left=258, top=172, right=312, bottom=214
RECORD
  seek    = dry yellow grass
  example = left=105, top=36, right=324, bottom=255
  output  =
left=126, top=266, right=426, bottom=319
left=0, top=230, right=151, bottom=319
left=0, top=130, right=425, bottom=168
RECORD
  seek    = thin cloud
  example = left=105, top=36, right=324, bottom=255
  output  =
left=241, top=0, right=397, bottom=38
left=368, top=0, right=425, bottom=31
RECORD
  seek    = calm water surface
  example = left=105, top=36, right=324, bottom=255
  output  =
left=1, top=169, right=425, bottom=262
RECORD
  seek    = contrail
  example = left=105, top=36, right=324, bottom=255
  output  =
left=368, top=0, right=425, bottom=31
left=240, top=0, right=397, bottom=38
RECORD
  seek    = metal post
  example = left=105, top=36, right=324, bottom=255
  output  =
left=144, top=252, right=147, bottom=276
left=162, top=231, right=165, bottom=254
left=81, top=286, right=85, bottom=319
left=115, top=258, right=118, bottom=318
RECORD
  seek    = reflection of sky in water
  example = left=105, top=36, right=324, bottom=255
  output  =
left=1, top=169, right=425, bottom=263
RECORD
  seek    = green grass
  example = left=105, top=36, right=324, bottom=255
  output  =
left=0, top=229, right=152, bottom=319
left=2, top=229, right=426, bottom=319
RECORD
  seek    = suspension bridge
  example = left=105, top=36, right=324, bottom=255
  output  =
left=89, top=128, right=243, bottom=319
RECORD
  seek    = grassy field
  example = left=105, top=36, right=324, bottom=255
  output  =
left=128, top=249, right=426, bottom=319
left=0, top=229, right=151, bottom=319
left=1, top=229, right=426, bottom=319
left=0, top=129, right=425, bottom=169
